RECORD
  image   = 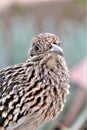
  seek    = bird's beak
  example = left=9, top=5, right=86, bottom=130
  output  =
left=50, top=44, right=64, bottom=56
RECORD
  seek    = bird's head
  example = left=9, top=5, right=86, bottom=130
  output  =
left=29, top=33, right=64, bottom=57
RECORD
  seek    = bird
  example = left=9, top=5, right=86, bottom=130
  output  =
left=0, top=33, right=70, bottom=130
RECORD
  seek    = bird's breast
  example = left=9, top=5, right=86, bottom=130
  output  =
left=26, top=57, right=70, bottom=124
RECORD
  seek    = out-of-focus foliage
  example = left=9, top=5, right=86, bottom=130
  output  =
left=0, top=0, right=86, bottom=130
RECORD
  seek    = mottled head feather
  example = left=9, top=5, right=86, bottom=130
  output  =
left=32, top=33, right=61, bottom=46
left=30, top=33, right=61, bottom=56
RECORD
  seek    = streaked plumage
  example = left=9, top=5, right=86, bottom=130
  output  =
left=0, top=33, right=70, bottom=130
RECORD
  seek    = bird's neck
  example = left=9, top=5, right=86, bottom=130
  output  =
left=28, top=53, right=62, bottom=68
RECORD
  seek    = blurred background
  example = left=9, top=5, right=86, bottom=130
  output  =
left=0, top=0, right=86, bottom=130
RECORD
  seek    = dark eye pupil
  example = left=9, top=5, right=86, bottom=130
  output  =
left=34, top=45, right=39, bottom=51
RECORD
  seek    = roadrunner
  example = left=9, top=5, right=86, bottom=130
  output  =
left=0, top=33, right=70, bottom=130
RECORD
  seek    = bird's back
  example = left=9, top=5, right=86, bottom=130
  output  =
left=0, top=63, right=28, bottom=129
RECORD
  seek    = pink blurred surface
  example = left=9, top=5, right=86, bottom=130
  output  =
left=70, top=58, right=87, bottom=90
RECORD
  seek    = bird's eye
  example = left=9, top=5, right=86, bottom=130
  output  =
left=34, top=45, right=40, bottom=51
